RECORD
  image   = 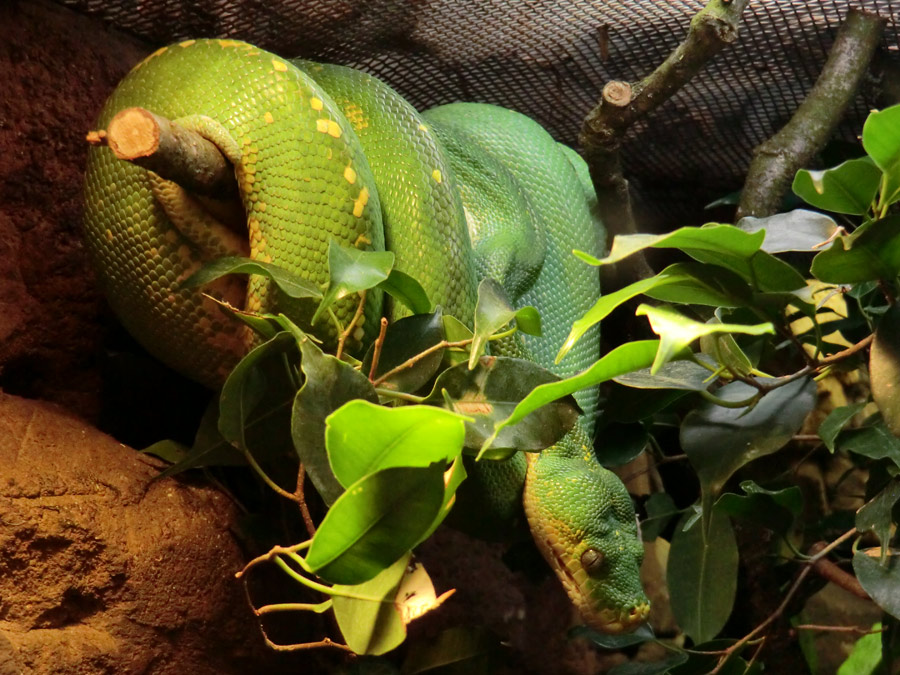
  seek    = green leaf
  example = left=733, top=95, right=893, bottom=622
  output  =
left=423, top=356, right=579, bottom=457
left=863, top=104, right=900, bottom=204
left=314, top=241, right=395, bottom=324
left=402, top=626, right=502, bottom=674
left=155, top=399, right=246, bottom=478
left=441, top=314, right=473, bottom=367
left=871, top=303, right=900, bottom=435
left=332, top=554, right=409, bottom=656
left=835, top=416, right=900, bottom=470
left=668, top=509, right=738, bottom=644
left=363, top=310, right=445, bottom=393
left=292, top=337, right=379, bottom=506
left=596, top=422, right=649, bottom=467
left=569, top=624, right=655, bottom=651
left=483, top=340, right=659, bottom=451
left=416, top=456, right=467, bottom=544
left=856, top=480, right=900, bottom=558
left=141, top=439, right=189, bottom=464
left=607, top=653, right=689, bottom=675
left=641, top=492, right=680, bottom=541
left=636, top=304, right=774, bottom=374
left=377, top=269, right=432, bottom=315
left=737, top=209, right=841, bottom=251
left=700, top=332, right=754, bottom=378
left=680, top=378, right=816, bottom=495
left=326, top=401, right=466, bottom=488
left=818, top=403, right=867, bottom=453
left=182, top=255, right=322, bottom=299
left=853, top=552, right=900, bottom=620
left=557, top=264, right=750, bottom=363
left=613, top=358, right=714, bottom=391
left=305, top=464, right=446, bottom=585
left=792, top=159, right=882, bottom=215
left=470, top=279, right=540, bottom=369
left=715, top=481, right=803, bottom=533
left=837, top=623, right=883, bottom=675
left=811, top=215, right=900, bottom=283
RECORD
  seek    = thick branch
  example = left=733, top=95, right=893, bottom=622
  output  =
left=580, top=0, right=751, bottom=290
left=87, top=107, right=238, bottom=198
left=737, top=9, right=887, bottom=219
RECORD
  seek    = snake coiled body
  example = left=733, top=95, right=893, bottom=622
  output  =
left=84, top=39, right=649, bottom=633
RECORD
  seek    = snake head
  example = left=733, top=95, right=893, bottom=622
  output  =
left=524, top=447, right=650, bottom=634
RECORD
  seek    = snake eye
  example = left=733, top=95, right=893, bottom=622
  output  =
left=581, top=548, right=605, bottom=573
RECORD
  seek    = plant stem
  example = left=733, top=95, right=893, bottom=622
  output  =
left=367, top=317, right=388, bottom=380
left=336, top=290, right=366, bottom=360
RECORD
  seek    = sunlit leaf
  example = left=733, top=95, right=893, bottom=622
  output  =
left=700, top=332, right=754, bottom=378
left=853, top=552, right=900, bottom=620
left=363, top=310, right=445, bottom=393
left=863, top=104, right=900, bottom=204
left=394, top=562, right=455, bottom=625
left=182, top=255, right=322, bottom=298
left=792, top=160, right=881, bottom=215
left=818, top=403, right=867, bottom=453
left=332, top=554, right=410, bottom=656
left=811, top=216, right=900, bottom=283
left=668, top=509, right=738, bottom=644
left=305, top=464, right=447, bottom=585
left=292, top=337, right=378, bottom=505
left=836, top=623, right=882, bottom=675
left=326, top=401, right=467, bottom=488
left=470, top=278, right=540, bottom=369
left=871, top=303, right=900, bottom=435
left=482, top=340, right=659, bottom=453
left=737, top=209, right=841, bottom=251
left=423, top=356, right=579, bottom=456
left=378, top=269, right=431, bottom=315
left=313, top=241, right=394, bottom=324
left=636, top=304, right=774, bottom=374
left=416, top=456, right=467, bottom=544
left=681, top=378, right=816, bottom=495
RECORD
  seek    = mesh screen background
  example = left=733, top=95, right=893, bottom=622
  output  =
left=57, top=0, right=899, bottom=226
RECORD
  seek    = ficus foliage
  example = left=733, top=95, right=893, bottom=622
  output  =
left=146, top=103, right=900, bottom=673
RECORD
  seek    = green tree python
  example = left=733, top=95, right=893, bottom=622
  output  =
left=83, top=39, right=649, bottom=634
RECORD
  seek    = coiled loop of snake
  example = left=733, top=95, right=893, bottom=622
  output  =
left=84, top=39, right=649, bottom=633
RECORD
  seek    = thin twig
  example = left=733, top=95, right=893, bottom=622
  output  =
left=295, top=463, right=317, bottom=539
left=336, top=290, right=367, bottom=361
left=818, top=334, right=874, bottom=366
left=367, top=317, right=389, bottom=381
left=371, top=337, right=471, bottom=388
left=794, top=624, right=884, bottom=634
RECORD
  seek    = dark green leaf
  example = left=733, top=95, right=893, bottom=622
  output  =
left=636, top=304, right=774, bottom=374
left=714, top=481, right=802, bottom=533
left=737, top=209, right=841, bottom=251
left=818, top=403, right=867, bottom=453
left=201, top=295, right=281, bottom=339
left=423, top=356, right=579, bottom=456
left=332, top=554, right=409, bottom=656
left=141, top=439, right=189, bottom=464
left=305, top=464, right=446, bottom=585
left=856, top=480, right=900, bottom=557
left=668, top=509, right=738, bottom=644
left=680, top=378, right=816, bottom=495
left=607, top=653, right=689, bottom=675
left=641, top=492, right=680, bottom=541
left=470, top=279, right=540, bottom=368
left=835, top=416, right=900, bottom=470
left=569, top=623, right=655, bottom=651
left=792, top=159, right=881, bottom=215
left=441, top=314, right=473, bottom=367
left=293, top=337, right=379, bottom=505
left=613, top=359, right=713, bottom=391
left=871, top=303, right=900, bottom=435
left=482, top=340, right=659, bottom=453
left=600, top=385, right=690, bottom=425
left=326, top=401, right=466, bottom=488
left=314, top=241, right=394, bottom=324
left=402, top=626, right=502, bottom=675
left=378, top=269, right=432, bottom=315
left=853, top=552, right=900, bottom=620
left=363, top=310, right=445, bottom=393
left=863, top=104, right=900, bottom=204
left=156, top=398, right=246, bottom=477
left=596, top=423, right=649, bottom=467
left=182, top=255, right=322, bottom=299
left=812, top=216, right=900, bottom=283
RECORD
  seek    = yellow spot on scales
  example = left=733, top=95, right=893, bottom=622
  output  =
left=264, top=112, right=274, bottom=124
left=352, top=187, right=370, bottom=218
left=272, top=59, right=288, bottom=72
left=310, top=97, right=324, bottom=111
left=316, top=119, right=329, bottom=134
left=105, top=229, right=113, bottom=242
left=218, top=39, right=242, bottom=48
left=178, top=40, right=196, bottom=48
left=418, top=123, right=428, bottom=132
left=327, top=120, right=342, bottom=138
left=342, top=102, right=368, bottom=131
left=431, top=169, right=442, bottom=183
left=343, top=166, right=357, bottom=184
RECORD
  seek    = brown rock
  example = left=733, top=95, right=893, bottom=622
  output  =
left=0, top=391, right=274, bottom=674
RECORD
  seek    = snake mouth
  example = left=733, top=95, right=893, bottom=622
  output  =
left=584, top=601, right=651, bottom=634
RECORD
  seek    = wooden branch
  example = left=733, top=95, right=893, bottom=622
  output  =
left=737, top=9, right=887, bottom=219
left=580, top=0, right=751, bottom=291
left=87, top=107, right=238, bottom=199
